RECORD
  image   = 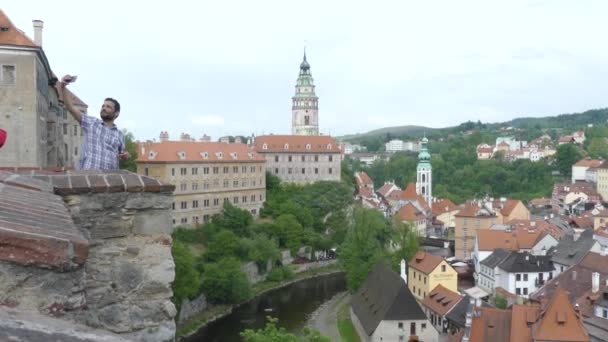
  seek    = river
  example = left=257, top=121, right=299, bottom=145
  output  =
left=184, top=272, right=346, bottom=342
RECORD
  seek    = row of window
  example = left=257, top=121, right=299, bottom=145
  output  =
left=173, top=195, right=264, bottom=210
left=274, top=167, right=332, bottom=175
left=176, top=178, right=264, bottom=192
left=171, top=165, right=262, bottom=177
left=261, top=143, right=332, bottom=151
left=174, top=208, right=258, bottom=225
left=272, top=154, right=334, bottom=162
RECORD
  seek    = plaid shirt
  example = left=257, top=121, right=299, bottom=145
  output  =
left=78, top=115, right=124, bottom=170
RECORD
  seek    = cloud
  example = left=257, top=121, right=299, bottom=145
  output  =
left=191, top=115, right=225, bottom=127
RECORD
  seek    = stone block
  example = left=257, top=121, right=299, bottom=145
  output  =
left=125, top=193, right=172, bottom=210
left=133, top=210, right=172, bottom=236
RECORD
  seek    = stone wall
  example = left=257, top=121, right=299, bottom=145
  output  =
left=178, top=293, right=208, bottom=325
left=0, top=170, right=177, bottom=342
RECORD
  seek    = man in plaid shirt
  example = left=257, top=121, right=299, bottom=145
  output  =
left=60, top=75, right=129, bottom=170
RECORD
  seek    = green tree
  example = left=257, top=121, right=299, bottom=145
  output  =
left=266, top=171, right=282, bottom=192
left=495, top=295, right=508, bottom=309
left=587, top=137, right=608, bottom=159
left=246, top=234, right=280, bottom=271
left=119, top=130, right=138, bottom=172
left=200, top=257, right=251, bottom=304
left=339, top=208, right=389, bottom=291
left=391, top=221, right=420, bottom=265
left=204, top=229, right=246, bottom=262
left=241, top=317, right=330, bottom=342
left=555, top=143, right=583, bottom=178
left=212, top=202, right=253, bottom=237
left=275, top=214, right=307, bottom=253
left=171, top=240, right=201, bottom=310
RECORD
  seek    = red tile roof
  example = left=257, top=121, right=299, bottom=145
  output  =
left=532, top=288, right=590, bottom=341
left=574, top=159, right=605, bottom=168
left=497, top=199, right=522, bottom=217
left=476, top=229, right=544, bottom=251
left=507, top=219, right=564, bottom=239
left=455, top=203, right=496, bottom=218
left=253, top=135, right=341, bottom=153
left=432, top=198, right=459, bottom=216
left=137, top=141, right=265, bottom=163
left=421, top=284, right=463, bottom=316
left=0, top=10, right=37, bottom=47
left=354, top=171, right=373, bottom=186
left=377, top=182, right=400, bottom=198
left=469, top=307, right=512, bottom=342
left=510, top=304, right=541, bottom=342
left=395, top=203, right=425, bottom=222
left=408, top=251, right=444, bottom=274
left=402, top=182, right=417, bottom=198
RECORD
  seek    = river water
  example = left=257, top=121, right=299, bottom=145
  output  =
left=185, top=272, right=346, bottom=342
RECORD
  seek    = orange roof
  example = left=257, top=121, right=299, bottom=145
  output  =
left=574, top=158, right=605, bottom=168
left=510, top=304, right=541, bottom=342
left=402, top=182, right=417, bottom=198
left=0, top=10, right=37, bottom=47
left=476, top=229, right=544, bottom=251
left=498, top=199, right=521, bottom=217
left=137, top=141, right=265, bottom=163
left=253, top=135, right=341, bottom=153
left=469, top=307, right=512, bottom=342
left=455, top=203, right=496, bottom=218
left=421, top=284, right=463, bottom=316
left=377, top=182, right=400, bottom=197
left=432, top=198, right=459, bottom=216
left=532, top=288, right=590, bottom=341
left=354, top=171, right=373, bottom=186
left=507, top=219, right=564, bottom=239
left=408, top=251, right=444, bottom=274
left=395, top=203, right=425, bottom=222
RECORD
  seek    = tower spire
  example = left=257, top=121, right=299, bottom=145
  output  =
left=292, top=49, right=318, bottom=135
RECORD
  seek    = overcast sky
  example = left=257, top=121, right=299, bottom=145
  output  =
left=4, top=1, right=608, bottom=141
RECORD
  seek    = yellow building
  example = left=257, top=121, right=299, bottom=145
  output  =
left=136, top=138, right=266, bottom=227
left=407, top=251, right=458, bottom=301
left=598, top=166, right=608, bottom=201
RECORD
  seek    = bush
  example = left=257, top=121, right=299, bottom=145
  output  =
left=201, top=257, right=251, bottom=304
left=172, top=241, right=201, bottom=310
left=172, top=226, right=206, bottom=244
left=265, top=266, right=295, bottom=283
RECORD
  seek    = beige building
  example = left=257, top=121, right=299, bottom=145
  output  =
left=454, top=202, right=498, bottom=260
left=252, top=135, right=342, bottom=184
left=0, top=11, right=84, bottom=168
left=136, top=138, right=266, bottom=226
left=597, top=165, right=608, bottom=201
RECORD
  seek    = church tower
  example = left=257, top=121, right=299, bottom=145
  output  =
left=291, top=50, right=319, bottom=135
left=416, top=136, right=432, bottom=205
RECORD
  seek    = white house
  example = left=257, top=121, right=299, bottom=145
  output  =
left=351, top=262, right=439, bottom=342
left=473, top=228, right=556, bottom=281
left=477, top=248, right=510, bottom=294
left=385, top=139, right=405, bottom=153
left=493, top=251, right=555, bottom=298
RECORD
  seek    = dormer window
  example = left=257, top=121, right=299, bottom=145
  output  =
left=306, top=144, right=311, bottom=150
left=284, top=143, right=289, bottom=150
left=148, top=151, right=157, bottom=159
left=262, top=143, right=268, bottom=150
left=327, top=144, right=332, bottom=150
left=200, top=152, right=209, bottom=159
left=177, top=151, right=186, bottom=160
left=247, top=152, right=253, bottom=159
left=230, top=152, right=237, bottom=160
left=216, top=152, right=223, bottom=159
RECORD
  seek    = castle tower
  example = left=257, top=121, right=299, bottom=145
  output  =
left=291, top=50, right=319, bottom=135
left=416, top=136, right=432, bottom=205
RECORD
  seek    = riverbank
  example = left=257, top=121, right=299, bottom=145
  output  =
left=176, top=262, right=343, bottom=340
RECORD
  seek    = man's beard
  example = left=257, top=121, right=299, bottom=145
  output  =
left=101, top=111, right=115, bottom=122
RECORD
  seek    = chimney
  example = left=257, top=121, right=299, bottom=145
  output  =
left=32, top=20, right=43, bottom=46
left=400, top=259, right=407, bottom=284
left=593, top=272, right=600, bottom=293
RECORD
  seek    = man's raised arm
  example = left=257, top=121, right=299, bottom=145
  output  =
left=59, top=75, right=82, bottom=124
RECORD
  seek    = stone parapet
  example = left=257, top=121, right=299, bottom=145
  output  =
left=0, top=170, right=176, bottom=342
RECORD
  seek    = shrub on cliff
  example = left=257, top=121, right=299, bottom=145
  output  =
left=201, top=257, right=251, bottom=304
left=172, top=240, right=201, bottom=310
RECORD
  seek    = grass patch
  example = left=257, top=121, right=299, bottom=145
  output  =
left=337, top=299, right=360, bottom=342
left=176, top=304, right=231, bottom=338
